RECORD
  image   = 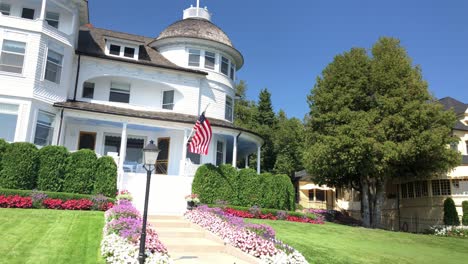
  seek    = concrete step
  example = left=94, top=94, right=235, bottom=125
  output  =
left=157, top=227, right=205, bottom=238
left=160, top=237, right=226, bottom=253
left=148, top=215, right=183, bottom=221
left=150, top=219, right=191, bottom=228
left=171, top=252, right=252, bottom=264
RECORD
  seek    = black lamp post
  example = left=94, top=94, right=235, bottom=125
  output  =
left=138, top=140, right=160, bottom=264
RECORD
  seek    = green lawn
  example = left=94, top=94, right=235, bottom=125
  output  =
left=248, top=219, right=468, bottom=264
left=0, top=209, right=105, bottom=264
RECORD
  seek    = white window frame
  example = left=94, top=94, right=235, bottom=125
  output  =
left=0, top=39, right=27, bottom=75
left=45, top=11, right=60, bottom=29
left=225, top=95, right=233, bottom=121
left=204, top=51, right=216, bottom=70
left=82, top=81, right=95, bottom=99
left=188, top=49, right=201, bottom=67
left=216, top=140, right=225, bottom=166
left=105, top=39, right=139, bottom=60
left=0, top=102, right=19, bottom=142
left=44, top=48, right=63, bottom=84
left=109, top=82, right=131, bottom=103
left=162, top=90, right=175, bottom=110
left=230, top=62, right=236, bottom=80
left=221, top=56, right=229, bottom=75
left=21, top=7, right=35, bottom=20
left=0, top=3, right=11, bottom=15
left=33, top=110, right=55, bottom=147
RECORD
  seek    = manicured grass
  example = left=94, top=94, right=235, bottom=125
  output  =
left=0, top=209, right=105, bottom=264
left=248, top=219, right=468, bottom=264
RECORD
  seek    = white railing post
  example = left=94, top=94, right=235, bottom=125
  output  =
left=118, top=123, right=127, bottom=190
left=232, top=135, right=237, bottom=168
left=257, top=145, right=261, bottom=174
left=40, top=0, right=47, bottom=20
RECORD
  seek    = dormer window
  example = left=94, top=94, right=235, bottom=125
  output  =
left=0, top=3, right=10, bottom=15
left=188, top=49, right=200, bottom=67
left=105, top=40, right=139, bottom=60
left=45, top=12, right=60, bottom=29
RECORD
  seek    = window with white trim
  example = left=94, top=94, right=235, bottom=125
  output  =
left=82, top=82, right=95, bottom=99
left=0, top=3, right=10, bottom=15
left=225, top=95, right=233, bottom=121
left=432, top=179, right=451, bottom=196
left=105, top=41, right=139, bottom=60
left=109, top=82, right=130, bottom=103
left=188, top=49, right=200, bottom=67
left=216, top=141, right=224, bottom=166
left=45, top=12, right=60, bottom=29
left=34, top=111, right=55, bottom=146
left=0, top=103, right=18, bottom=142
left=221, top=56, right=229, bottom=75
left=204, top=51, right=215, bottom=70
left=21, top=8, right=35, bottom=19
left=230, top=62, right=235, bottom=80
left=162, top=90, right=174, bottom=110
left=44, top=49, right=63, bottom=83
left=0, top=40, right=26, bottom=74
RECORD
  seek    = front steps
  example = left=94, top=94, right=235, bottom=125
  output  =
left=149, top=216, right=258, bottom=264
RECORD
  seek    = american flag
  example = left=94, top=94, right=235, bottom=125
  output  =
left=188, top=112, right=212, bottom=155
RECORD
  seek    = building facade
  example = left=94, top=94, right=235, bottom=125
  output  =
left=0, top=0, right=263, bottom=215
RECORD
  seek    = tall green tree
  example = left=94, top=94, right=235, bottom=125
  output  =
left=304, top=37, right=460, bottom=228
left=234, top=80, right=258, bottom=130
left=256, top=88, right=277, bottom=172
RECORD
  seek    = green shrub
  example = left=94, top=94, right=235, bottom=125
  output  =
left=37, top=146, right=69, bottom=192
left=462, top=201, right=468, bottom=226
left=218, top=164, right=239, bottom=204
left=0, top=142, right=39, bottom=190
left=237, top=168, right=261, bottom=206
left=443, top=198, right=460, bottom=226
left=63, top=149, right=97, bottom=194
left=94, top=156, right=118, bottom=197
left=0, top=139, right=9, bottom=172
left=192, top=164, right=223, bottom=204
left=0, top=188, right=115, bottom=202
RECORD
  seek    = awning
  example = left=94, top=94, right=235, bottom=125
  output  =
left=300, top=184, right=334, bottom=191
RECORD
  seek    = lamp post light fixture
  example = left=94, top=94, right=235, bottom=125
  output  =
left=138, top=140, right=160, bottom=264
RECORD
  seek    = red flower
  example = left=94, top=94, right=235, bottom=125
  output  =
left=43, top=198, right=63, bottom=209
left=0, top=195, right=32, bottom=208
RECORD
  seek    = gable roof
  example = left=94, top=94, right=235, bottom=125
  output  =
left=439, top=97, right=468, bottom=116
left=76, top=26, right=207, bottom=76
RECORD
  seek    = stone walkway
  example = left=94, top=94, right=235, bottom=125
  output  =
left=149, top=215, right=258, bottom=264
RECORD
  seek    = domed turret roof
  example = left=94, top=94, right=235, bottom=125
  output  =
left=156, top=18, right=234, bottom=48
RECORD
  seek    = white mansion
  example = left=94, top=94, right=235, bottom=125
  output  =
left=0, top=0, right=263, bottom=214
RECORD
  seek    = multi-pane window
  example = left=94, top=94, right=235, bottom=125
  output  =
left=21, top=8, right=35, bottom=19
left=45, top=12, right=60, bottom=28
left=82, top=82, right=95, bottom=99
left=109, top=44, right=120, bottom=55
left=216, top=141, right=224, bottom=166
left=34, top=111, right=55, bottom=146
left=0, top=3, right=10, bottom=15
left=221, top=57, right=229, bottom=75
left=0, top=103, right=18, bottom=142
left=432, top=180, right=451, bottom=196
left=401, top=183, right=408, bottom=198
left=187, top=152, right=201, bottom=165
left=230, top=62, right=235, bottom=80
left=162, top=90, right=174, bottom=110
left=124, top=47, right=135, bottom=58
left=225, top=95, right=233, bottom=121
left=188, top=49, right=200, bottom=67
left=109, top=82, right=130, bottom=103
left=0, top=40, right=26, bottom=74
left=204, top=51, right=215, bottom=70
left=45, top=49, right=63, bottom=83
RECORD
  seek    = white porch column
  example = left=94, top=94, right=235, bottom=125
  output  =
left=245, top=156, right=249, bottom=168
left=180, top=129, right=189, bottom=176
left=257, top=145, right=261, bottom=174
left=118, top=123, right=127, bottom=190
left=232, top=135, right=237, bottom=167
left=40, top=0, right=47, bottom=20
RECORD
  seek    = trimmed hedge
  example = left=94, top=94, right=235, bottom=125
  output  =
left=463, top=201, right=468, bottom=226
left=192, top=165, right=295, bottom=211
left=0, top=139, right=8, bottom=173
left=443, top=197, right=460, bottom=226
left=63, top=149, right=97, bottom=194
left=0, top=188, right=115, bottom=202
left=37, top=146, right=69, bottom=192
left=0, top=142, right=39, bottom=190
left=94, top=156, right=118, bottom=197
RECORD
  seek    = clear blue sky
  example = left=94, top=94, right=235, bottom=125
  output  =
left=89, top=0, right=468, bottom=119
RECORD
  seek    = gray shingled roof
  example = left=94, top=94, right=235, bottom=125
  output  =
left=439, top=97, right=467, bottom=115
left=156, top=18, right=234, bottom=48
left=77, top=26, right=206, bottom=75
left=53, top=101, right=260, bottom=137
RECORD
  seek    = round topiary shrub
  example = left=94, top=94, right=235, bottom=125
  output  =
left=0, top=139, right=9, bottom=173
left=0, top=142, right=39, bottom=190
left=94, top=156, right=117, bottom=198
left=443, top=197, right=460, bottom=226
left=462, top=201, right=468, bottom=226
left=63, top=149, right=97, bottom=194
left=192, top=164, right=223, bottom=204
left=37, top=145, right=69, bottom=192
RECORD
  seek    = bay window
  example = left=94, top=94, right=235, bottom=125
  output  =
left=0, top=40, right=26, bottom=74
left=45, top=49, right=63, bottom=83
left=221, top=56, right=229, bottom=75
left=0, top=103, right=18, bottom=142
left=45, top=12, right=60, bottom=29
left=204, top=51, right=215, bottom=70
left=34, top=111, right=55, bottom=146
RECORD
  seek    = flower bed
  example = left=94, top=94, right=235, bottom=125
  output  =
left=221, top=206, right=325, bottom=224
left=0, top=191, right=113, bottom=211
left=430, top=225, right=468, bottom=238
left=185, top=205, right=308, bottom=263
left=101, top=195, right=172, bottom=263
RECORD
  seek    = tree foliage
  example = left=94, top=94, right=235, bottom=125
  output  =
left=304, top=37, right=460, bottom=227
